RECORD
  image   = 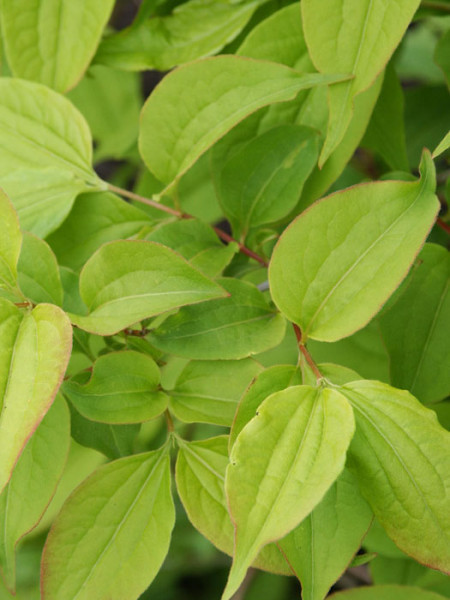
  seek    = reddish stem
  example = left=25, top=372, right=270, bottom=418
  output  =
left=437, top=218, right=450, bottom=235
left=293, top=324, right=322, bottom=381
left=107, top=182, right=269, bottom=268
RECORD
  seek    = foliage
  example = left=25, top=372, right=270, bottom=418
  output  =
left=0, top=1, right=449, bottom=599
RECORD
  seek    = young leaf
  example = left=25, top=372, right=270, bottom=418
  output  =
left=96, top=0, right=265, bottom=71
left=269, top=151, right=439, bottom=342
left=17, top=233, right=63, bottom=306
left=47, top=192, right=153, bottom=271
left=0, top=396, right=70, bottom=591
left=300, top=71, right=383, bottom=208
left=217, top=125, right=319, bottom=239
left=149, top=278, right=286, bottom=360
left=302, top=0, right=421, bottom=164
left=139, top=55, right=349, bottom=185
left=0, top=79, right=104, bottom=236
left=68, top=240, right=227, bottom=336
left=168, top=359, right=262, bottom=426
left=0, top=301, right=72, bottom=493
left=328, top=585, right=448, bottom=600
left=0, top=190, right=21, bottom=292
left=230, top=365, right=302, bottom=447
left=175, top=435, right=291, bottom=576
left=237, top=3, right=308, bottom=68
left=1, top=0, right=115, bottom=93
left=379, top=244, right=450, bottom=404
left=41, top=446, right=175, bottom=600
left=146, top=218, right=238, bottom=278
left=341, top=380, right=450, bottom=574
left=278, top=468, right=373, bottom=600
left=223, top=385, right=355, bottom=599
left=63, top=351, right=168, bottom=424
left=432, top=130, right=450, bottom=159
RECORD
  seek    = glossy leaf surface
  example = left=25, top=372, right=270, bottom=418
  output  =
left=63, top=351, right=168, bottom=424
left=96, top=0, right=264, bottom=71
left=0, top=301, right=72, bottom=493
left=0, top=397, right=70, bottom=591
left=342, top=380, right=450, bottom=574
left=69, top=240, right=227, bottom=336
left=269, top=152, right=439, bottom=342
left=223, top=385, right=355, bottom=599
left=279, top=468, right=373, bottom=600
left=139, top=55, right=348, bottom=185
left=175, top=435, right=291, bottom=576
left=169, top=359, right=262, bottom=426
left=302, top=0, right=421, bottom=163
left=150, top=278, right=286, bottom=360
left=42, top=446, right=174, bottom=600
left=230, top=364, right=302, bottom=447
left=217, top=125, right=319, bottom=239
left=18, top=233, right=63, bottom=306
left=0, top=78, right=102, bottom=236
left=1, top=0, right=115, bottom=92
left=48, top=192, right=152, bottom=271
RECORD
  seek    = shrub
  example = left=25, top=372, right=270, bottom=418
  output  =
left=0, top=1, right=449, bottom=599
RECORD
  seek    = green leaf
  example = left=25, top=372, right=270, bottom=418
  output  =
left=328, top=585, right=448, bottom=600
left=230, top=365, right=302, bottom=447
left=379, top=244, right=450, bottom=404
left=149, top=278, right=286, bottom=360
left=68, top=240, right=227, bottom=336
left=0, top=300, right=72, bottom=493
left=47, top=192, right=153, bottom=271
left=175, top=435, right=291, bottom=576
left=96, top=0, right=266, bottom=71
left=302, top=0, right=421, bottom=164
left=300, top=72, right=383, bottom=208
left=362, top=64, right=409, bottom=171
left=435, top=29, right=450, bottom=88
left=222, top=385, right=355, bottom=599
left=67, top=65, right=141, bottom=162
left=0, top=78, right=104, bottom=237
left=404, top=85, right=450, bottom=168
left=146, top=219, right=238, bottom=278
left=432, top=130, right=450, bottom=158
left=139, top=55, right=349, bottom=186
left=0, top=396, right=70, bottom=591
left=168, top=359, right=262, bottom=426
left=341, top=380, right=450, bottom=574
left=1, top=0, right=115, bottom=93
left=1, top=169, right=90, bottom=240
left=17, top=233, right=63, bottom=306
left=308, top=319, right=389, bottom=382
left=41, top=445, right=175, bottom=600
left=68, top=402, right=140, bottom=460
left=63, top=351, right=168, bottom=424
left=278, top=468, right=373, bottom=600
left=217, top=125, right=319, bottom=239
left=269, top=151, right=439, bottom=342
left=0, top=189, right=21, bottom=292
left=237, top=3, right=308, bottom=68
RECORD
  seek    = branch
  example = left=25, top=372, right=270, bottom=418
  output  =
left=107, top=183, right=269, bottom=267
left=292, top=324, right=322, bottom=382
left=437, top=217, right=450, bottom=235
left=420, top=0, right=450, bottom=12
